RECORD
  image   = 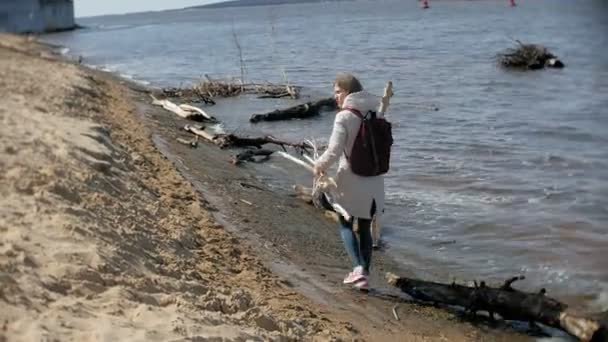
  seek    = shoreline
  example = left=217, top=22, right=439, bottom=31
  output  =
left=0, top=34, right=533, bottom=341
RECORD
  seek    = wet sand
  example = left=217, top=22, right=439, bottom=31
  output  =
left=133, top=58, right=534, bottom=341
left=0, top=34, right=533, bottom=341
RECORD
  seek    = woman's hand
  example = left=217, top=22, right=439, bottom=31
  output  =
left=313, top=165, right=324, bottom=177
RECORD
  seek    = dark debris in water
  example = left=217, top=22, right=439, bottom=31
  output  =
left=497, top=41, right=565, bottom=70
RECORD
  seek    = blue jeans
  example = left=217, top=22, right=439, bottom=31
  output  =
left=339, top=215, right=373, bottom=274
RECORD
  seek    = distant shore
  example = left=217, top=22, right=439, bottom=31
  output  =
left=190, top=0, right=353, bottom=10
left=0, top=33, right=531, bottom=341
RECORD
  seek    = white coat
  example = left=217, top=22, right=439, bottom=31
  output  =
left=315, top=91, right=385, bottom=220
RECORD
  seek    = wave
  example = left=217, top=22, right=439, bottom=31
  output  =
left=85, top=64, right=151, bottom=86
left=92, top=24, right=137, bottom=31
left=57, top=47, right=70, bottom=55
left=523, top=153, right=605, bottom=171
left=386, top=188, right=516, bottom=209
left=519, top=126, right=604, bottom=144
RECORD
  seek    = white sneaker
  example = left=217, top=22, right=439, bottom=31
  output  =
left=354, top=278, right=369, bottom=291
left=343, top=266, right=365, bottom=284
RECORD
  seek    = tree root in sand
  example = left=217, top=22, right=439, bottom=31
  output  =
left=385, top=273, right=608, bottom=341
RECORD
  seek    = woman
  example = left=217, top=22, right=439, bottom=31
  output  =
left=313, top=73, right=385, bottom=290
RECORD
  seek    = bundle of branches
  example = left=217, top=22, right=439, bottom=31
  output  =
left=157, top=87, right=216, bottom=105
left=193, top=76, right=300, bottom=99
left=386, top=273, right=607, bottom=341
left=195, top=77, right=245, bottom=98
left=498, top=41, right=564, bottom=70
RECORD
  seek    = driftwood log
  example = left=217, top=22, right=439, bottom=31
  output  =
left=386, top=273, right=607, bottom=341
left=183, top=124, right=310, bottom=151
left=151, top=95, right=218, bottom=122
left=250, top=97, right=337, bottom=123
left=216, top=135, right=310, bottom=150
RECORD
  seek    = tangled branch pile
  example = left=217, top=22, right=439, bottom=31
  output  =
left=163, top=76, right=300, bottom=100
left=157, top=87, right=216, bottom=104
left=498, top=42, right=564, bottom=70
left=195, top=77, right=246, bottom=98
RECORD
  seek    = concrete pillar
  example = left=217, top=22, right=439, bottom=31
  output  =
left=0, top=0, right=75, bottom=33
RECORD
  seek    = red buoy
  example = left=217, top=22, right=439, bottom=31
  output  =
left=422, top=0, right=429, bottom=9
left=510, top=0, right=516, bottom=7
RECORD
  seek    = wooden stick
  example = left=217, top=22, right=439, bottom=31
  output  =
left=302, top=154, right=315, bottom=166
left=276, top=151, right=314, bottom=172
left=275, top=152, right=349, bottom=220
left=392, top=304, right=400, bottom=321
left=379, top=81, right=393, bottom=114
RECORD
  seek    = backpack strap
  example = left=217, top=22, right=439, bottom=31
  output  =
left=344, top=107, right=377, bottom=120
left=341, top=107, right=367, bottom=161
left=343, top=107, right=364, bottom=119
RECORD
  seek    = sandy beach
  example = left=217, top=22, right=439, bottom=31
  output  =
left=0, top=34, right=534, bottom=341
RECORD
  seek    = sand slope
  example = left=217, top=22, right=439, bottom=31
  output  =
left=0, top=35, right=355, bottom=341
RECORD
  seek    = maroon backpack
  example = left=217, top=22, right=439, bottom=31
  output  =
left=343, top=107, right=393, bottom=177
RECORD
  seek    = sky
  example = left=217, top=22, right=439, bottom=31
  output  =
left=75, top=0, right=223, bottom=18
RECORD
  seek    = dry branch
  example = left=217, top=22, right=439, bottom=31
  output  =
left=250, top=97, right=337, bottom=123
left=380, top=81, right=394, bottom=114
left=386, top=273, right=606, bottom=341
